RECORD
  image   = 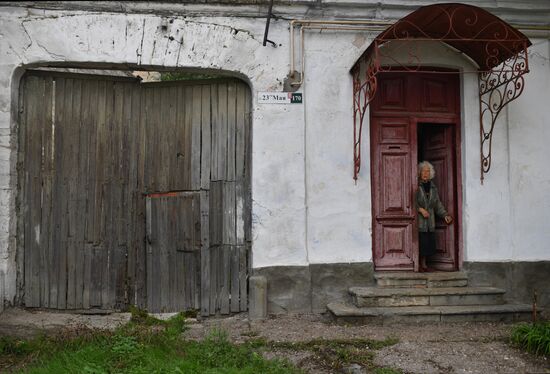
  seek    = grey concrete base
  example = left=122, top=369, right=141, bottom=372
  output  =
left=464, top=261, right=550, bottom=318
left=253, top=262, right=374, bottom=314
left=248, top=275, right=267, bottom=320
left=252, top=261, right=549, bottom=315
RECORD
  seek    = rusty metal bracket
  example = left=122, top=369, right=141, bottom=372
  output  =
left=352, top=55, right=379, bottom=181
left=478, top=46, right=529, bottom=183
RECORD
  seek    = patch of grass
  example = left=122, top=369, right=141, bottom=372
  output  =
left=511, top=321, right=550, bottom=356
left=0, top=311, right=300, bottom=374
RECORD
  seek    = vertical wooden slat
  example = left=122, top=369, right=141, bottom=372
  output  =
left=224, top=181, right=236, bottom=245
left=160, top=197, right=170, bottom=311
left=183, top=86, right=193, bottom=190
left=102, top=80, right=115, bottom=308
left=239, top=245, right=248, bottom=311
left=90, top=80, right=107, bottom=308
left=50, top=77, right=65, bottom=309
left=57, top=77, right=75, bottom=310
left=244, top=87, right=252, bottom=244
left=145, top=197, right=153, bottom=311
left=235, top=83, right=246, bottom=181
left=210, top=84, right=219, bottom=181
left=23, top=76, right=43, bottom=308
left=230, top=245, right=240, bottom=312
left=227, top=82, right=236, bottom=181
left=126, top=84, right=141, bottom=307
left=200, top=190, right=210, bottom=316
left=220, top=245, right=230, bottom=314
left=39, top=77, right=53, bottom=308
left=191, top=85, right=202, bottom=190
left=217, top=83, right=228, bottom=180
left=200, top=85, right=211, bottom=190
left=74, top=79, right=88, bottom=309
left=136, top=85, right=148, bottom=309
left=83, top=79, right=99, bottom=309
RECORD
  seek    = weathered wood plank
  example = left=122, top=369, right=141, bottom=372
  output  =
left=183, top=86, right=194, bottom=190
left=230, top=245, right=240, bottom=313
left=159, top=198, right=170, bottom=311
left=39, top=76, right=54, bottom=308
left=23, top=76, right=43, bottom=308
left=145, top=197, right=154, bottom=311
left=83, top=79, right=99, bottom=309
left=74, top=78, right=89, bottom=309
left=192, top=195, right=201, bottom=308
left=102, top=79, right=115, bottom=309
left=239, top=245, right=248, bottom=311
left=57, top=77, right=75, bottom=310
left=226, top=82, right=236, bottom=181
left=136, top=85, right=148, bottom=309
left=223, top=181, right=236, bottom=245
left=210, top=84, right=219, bottom=181
left=220, top=244, right=230, bottom=314
left=217, top=83, right=228, bottom=181
left=200, top=85, right=211, bottom=190
left=235, top=180, right=245, bottom=245
left=50, top=77, right=66, bottom=309
left=244, top=86, right=252, bottom=243
left=235, top=83, right=246, bottom=181
left=200, top=190, right=210, bottom=316
left=191, top=85, right=202, bottom=190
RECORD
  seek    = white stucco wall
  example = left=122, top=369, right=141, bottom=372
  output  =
left=0, top=3, right=549, bottom=304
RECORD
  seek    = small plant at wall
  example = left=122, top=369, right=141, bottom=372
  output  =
left=511, top=321, right=550, bottom=356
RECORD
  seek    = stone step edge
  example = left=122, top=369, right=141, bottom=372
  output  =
left=349, top=286, right=505, bottom=298
left=327, top=302, right=534, bottom=317
left=374, top=272, right=467, bottom=280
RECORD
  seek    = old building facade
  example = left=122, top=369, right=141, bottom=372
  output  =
left=0, top=1, right=549, bottom=316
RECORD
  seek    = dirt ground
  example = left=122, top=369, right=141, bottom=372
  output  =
left=0, top=308, right=548, bottom=374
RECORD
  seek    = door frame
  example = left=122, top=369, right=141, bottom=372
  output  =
left=411, top=116, right=463, bottom=271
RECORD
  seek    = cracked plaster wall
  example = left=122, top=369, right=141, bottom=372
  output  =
left=0, top=4, right=549, bottom=306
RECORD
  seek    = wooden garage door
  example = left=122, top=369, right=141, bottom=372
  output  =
left=18, top=72, right=251, bottom=314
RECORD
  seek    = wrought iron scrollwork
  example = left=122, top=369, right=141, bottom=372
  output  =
left=352, top=55, right=379, bottom=181
left=478, top=46, right=529, bottom=182
left=350, top=3, right=530, bottom=183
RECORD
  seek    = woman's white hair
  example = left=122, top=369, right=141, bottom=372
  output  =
left=418, top=161, right=435, bottom=180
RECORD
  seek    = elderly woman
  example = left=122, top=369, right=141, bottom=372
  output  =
left=416, top=161, right=453, bottom=272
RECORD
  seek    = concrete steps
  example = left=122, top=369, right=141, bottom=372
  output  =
left=327, top=302, right=534, bottom=324
left=327, top=271, right=536, bottom=324
left=374, top=271, right=468, bottom=288
left=350, top=286, right=505, bottom=307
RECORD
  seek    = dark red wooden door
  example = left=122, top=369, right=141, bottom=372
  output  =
left=370, top=71, right=460, bottom=272
left=370, top=117, right=417, bottom=270
left=419, top=124, right=457, bottom=270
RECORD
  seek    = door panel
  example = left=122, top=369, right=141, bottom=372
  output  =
left=371, top=118, right=416, bottom=270
left=420, top=124, right=457, bottom=271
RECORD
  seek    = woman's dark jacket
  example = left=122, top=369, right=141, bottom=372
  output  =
left=416, top=180, right=448, bottom=232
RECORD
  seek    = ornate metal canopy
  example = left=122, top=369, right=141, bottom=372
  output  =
left=351, top=3, right=531, bottom=182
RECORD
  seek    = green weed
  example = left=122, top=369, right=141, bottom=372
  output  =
left=511, top=321, right=550, bottom=356
left=0, top=312, right=300, bottom=374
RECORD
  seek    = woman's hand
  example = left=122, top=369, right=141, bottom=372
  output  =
left=444, top=215, right=453, bottom=224
left=418, top=208, right=430, bottom=218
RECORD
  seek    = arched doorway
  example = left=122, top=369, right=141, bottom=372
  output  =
left=350, top=3, right=531, bottom=272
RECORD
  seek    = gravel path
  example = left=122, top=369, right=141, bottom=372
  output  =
left=1, top=308, right=548, bottom=373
